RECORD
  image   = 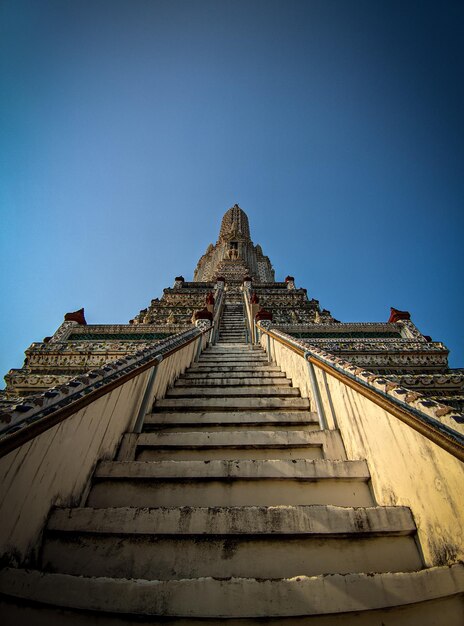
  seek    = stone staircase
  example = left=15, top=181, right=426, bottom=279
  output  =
left=218, top=301, right=247, bottom=343
left=3, top=303, right=460, bottom=623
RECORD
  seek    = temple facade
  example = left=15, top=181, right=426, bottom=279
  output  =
left=0, top=205, right=463, bottom=623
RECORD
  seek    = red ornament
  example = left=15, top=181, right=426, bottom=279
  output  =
left=64, top=308, right=87, bottom=325
left=255, top=308, right=273, bottom=322
left=193, top=308, right=213, bottom=321
left=388, top=307, right=411, bottom=323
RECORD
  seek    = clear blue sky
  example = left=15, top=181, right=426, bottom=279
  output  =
left=1, top=0, right=463, bottom=381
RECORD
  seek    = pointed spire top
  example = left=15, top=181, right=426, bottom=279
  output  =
left=218, top=204, right=251, bottom=242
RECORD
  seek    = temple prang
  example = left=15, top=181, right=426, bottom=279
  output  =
left=0, top=205, right=463, bottom=622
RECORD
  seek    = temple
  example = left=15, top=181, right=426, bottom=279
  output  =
left=2, top=204, right=462, bottom=411
left=0, top=205, right=463, bottom=623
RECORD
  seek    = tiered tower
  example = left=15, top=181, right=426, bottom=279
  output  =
left=0, top=205, right=463, bottom=624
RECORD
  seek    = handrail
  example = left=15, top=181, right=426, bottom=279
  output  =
left=242, top=288, right=255, bottom=344
left=257, top=322, right=464, bottom=462
left=210, top=288, right=225, bottom=345
left=0, top=324, right=211, bottom=459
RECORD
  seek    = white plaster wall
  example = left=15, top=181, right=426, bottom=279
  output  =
left=315, top=367, right=464, bottom=567
left=0, top=336, right=201, bottom=565
left=264, top=338, right=464, bottom=567
left=261, top=335, right=312, bottom=402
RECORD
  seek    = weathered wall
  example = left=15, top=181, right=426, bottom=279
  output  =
left=0, top=337, right=200, bottom=565
left=263, top=336, right=464, bottom=567
left=264, top=334, right=313, bottom=402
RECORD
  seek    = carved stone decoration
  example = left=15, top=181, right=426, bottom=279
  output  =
left=195, top=319, right=212, bottom=330
left=174, top=276, right=185, bottom=289
left=49, top=321, right=77, bottom=343
left=285, top=276, right=295, bottom=290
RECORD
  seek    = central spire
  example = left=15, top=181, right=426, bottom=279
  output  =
left=193, top=205, right=274, bottom=283
left=218, top=204, right=251, bottom=243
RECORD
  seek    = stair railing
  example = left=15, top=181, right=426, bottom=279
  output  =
left=242, top=287, right=255, bottom=345
left=209, top=286, right=225, bottom=346
left=256, top=320, right=464, bottom=569
left=0, top=323, right=212, bottom=458
left=256, top=321, right=464, bottom=461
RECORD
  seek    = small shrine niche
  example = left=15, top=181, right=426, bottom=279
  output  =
left=228, top=241, right=239, bottom=259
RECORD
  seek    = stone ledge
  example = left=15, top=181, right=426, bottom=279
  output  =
left=0, top=565, right=462, bottom=617
left=94, top=459, right=370, bottom=481
left=47, top=504, right=416, bottom=536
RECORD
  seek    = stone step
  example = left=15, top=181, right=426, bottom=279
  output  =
left=95, top=459, right=366, bottom=481
left=48, top=504, right=416, bottom=536
left=203, top=349, right=262, bottom=355
left=183, top=370, right=287, bottom=379
left=131, top=430, right=345, bottom=461
left=220, top=325, right=245, bottom=329
left=215, top=337, right=250, bottom=342
left=42, top=506, right=420, bottom=580
left=219, top=336, right=246, bottom=339
left=220, top=328, right=245, bottom=331
left=88, top=459, right=373, bottom=508
left=220, top=325, right=244, bottom=328
left=175, top=377, right=291, bottom=386
left=201, top=350, right=265, bottom=356
left=165, top=387, right=301, bottom=398
left=136, top=445, right=324, bottom=461
left=189, top=364, right=282, bottom=372
left=133, top=429, right=337, bottom=447
left=154, top=397, right=310, bottom=411
left=4, top=566, right=462, bottom=622
left=218, top=340, right=247, bottom=344
left=198, top=356, right=269, bottom=363
left=143, top=411, right=319, bottom=430
left=218, top=338, right=247, bottom=342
